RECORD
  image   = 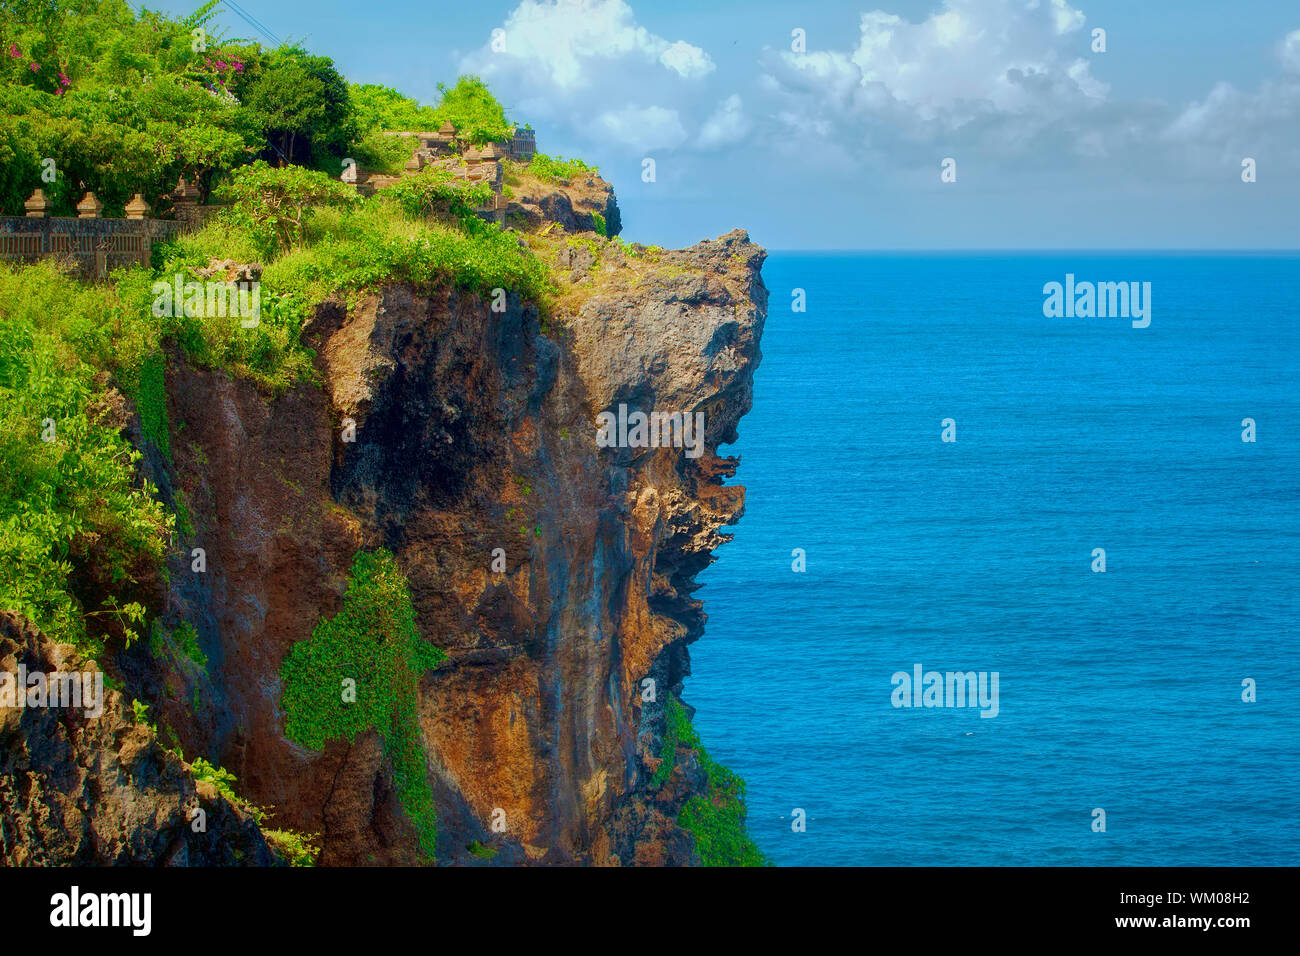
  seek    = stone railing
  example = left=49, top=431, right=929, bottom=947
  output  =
left=0, top=179, right=212, bottom=280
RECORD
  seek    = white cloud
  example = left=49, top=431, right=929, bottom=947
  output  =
left=465, top=0, right=714, bottom=91
left=458, top=0, right=719, bottom=157
left=756, top=3, right=1300, bottom=187
left=1049, top=0, right=1086, bottom=35
left=659, top=40, right=715, bottom=79
left=596, top=105, right=688, bottom=150
left=697, top=94, right=752, bottom=149
left=817, top=0, right=1106, bottom=124
left=754, top=0, right=1123, bottom=165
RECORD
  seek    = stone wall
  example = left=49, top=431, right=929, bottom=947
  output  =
left=0, top=182, right=206, bottom=279
left=0, top=215, right=187, bottom=279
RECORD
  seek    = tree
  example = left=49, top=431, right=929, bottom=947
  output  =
left=431, top=74, right=514, bottom=144
left=216, top=160, right=358, bottom=254
left=243, top=46, right=354, bottom=167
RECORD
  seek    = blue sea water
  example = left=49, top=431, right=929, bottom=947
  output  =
left=689, top=252, right=1300, bottom=866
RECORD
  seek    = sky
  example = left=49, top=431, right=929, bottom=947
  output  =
left=161, top=0, right=1300, bottom=250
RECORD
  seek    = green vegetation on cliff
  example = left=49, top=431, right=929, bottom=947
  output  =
left=0, top=0, right=550, bottom=752
left=0, top=0, right=516, bottom=215
left=352, top=75, right=513, bottom=144
left=0, top=0, right=770, bottom=870
left=0, top=266, right=171, bottom=651
left=0, top=238, right=325, bottom=660
left=349, top=75, right=516, bottom=174
left=654, top=694, right=768, bottom=866
left=280, top=549, right=445, bottom=860
left=528, top=153, right=599, bottom=184
left=159, top=164, right=551, bottom=308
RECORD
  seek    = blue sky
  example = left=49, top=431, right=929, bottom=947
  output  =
left=164, top=1, right=1300, bottom=250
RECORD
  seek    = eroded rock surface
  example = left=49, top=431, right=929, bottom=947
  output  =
left=0, top=611, right=274, bottom=866
left=3, top=226, right=766, bottom=866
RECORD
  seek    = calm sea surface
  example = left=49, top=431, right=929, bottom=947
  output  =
left=690, top=252, right=1300, bottom=866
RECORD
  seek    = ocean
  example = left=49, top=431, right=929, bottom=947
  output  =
left=689, top=252, right=1300, bottom=866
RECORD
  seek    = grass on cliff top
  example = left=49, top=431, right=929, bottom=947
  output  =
left=654, top=693, right=768, bottom=867
left=280, top=548, right=445, bottom=861
left=526, top=231, right=704, bottom=317
left=160, top=189, right=552, bottom=311
left=526, top=153, right=599, bottom=184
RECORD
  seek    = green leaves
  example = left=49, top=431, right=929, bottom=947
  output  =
left=652, top=693, right=769, bottom=867
left=350, top=75, right=514, bottom=145
left=529, top=153, right=600, bottom=183
left=430, top=75, right=513, bottom=145
left=0, top=265, right=172, bottom=650
left=386, top=166, right=494, bottom=224
left=350, top=83, right=441, bottom=137
left=280, top=549, right=445, bottom=860
left=216, top=160, right=359, bottom=255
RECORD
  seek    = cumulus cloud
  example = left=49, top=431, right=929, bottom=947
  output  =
left=659, top=39, right=715, bottom=79
left=765, top=0, right=1106, bottom=134
left=459, top=0, right=725, bottom=157
left=463, top=0, right=714, bottom=91
left=453, top=0, right=1296, bottom=204
left=756, top=0, right=1299, bottom=181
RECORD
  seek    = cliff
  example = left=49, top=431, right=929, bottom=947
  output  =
left=1, top=198, right=766, bottom=867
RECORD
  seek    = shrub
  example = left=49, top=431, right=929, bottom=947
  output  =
left=172, top=619, right=207, bottom=671
left=280, top=549, right=445, bottom=860
left=0, top=263, right=171, bottom=651
left=350, top=129, right=417, bottom=176
left=350, top=83, right=440, bottom=136
left=132, top=349, right=170, bottom=460
left=430, top=75, right=512, bottom=145
left=215, top=160, right=359, bottom=255
left=190, top=755, right=270, bottom=825
left=385, top=166, right=494, bottom=225
left=264, top=828, right=322, bottom=866
left=529, top=153, right=598, bottom=183
left=653, top=694, right=768, bottom=866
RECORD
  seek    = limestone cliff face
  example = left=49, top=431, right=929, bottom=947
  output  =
left=4, top=227, right=766, bottom=866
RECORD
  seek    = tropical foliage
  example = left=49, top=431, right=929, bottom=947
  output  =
left=279, top=549, right=445, bottom=860
left=654, top=694, right=768, bottom=867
